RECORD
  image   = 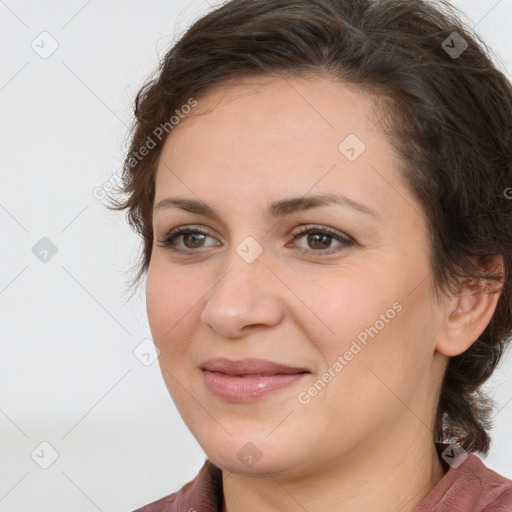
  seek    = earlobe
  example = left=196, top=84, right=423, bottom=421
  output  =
left=436, top=257, right=504, bottom=358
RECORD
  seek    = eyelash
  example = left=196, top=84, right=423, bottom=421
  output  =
left=155, top=224, right=355, bottom=256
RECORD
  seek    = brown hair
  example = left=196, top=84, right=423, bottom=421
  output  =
left=108, top=0, right=512, bottom=454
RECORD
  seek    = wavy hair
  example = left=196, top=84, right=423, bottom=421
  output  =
left=108, top=0, right=512, bottom=453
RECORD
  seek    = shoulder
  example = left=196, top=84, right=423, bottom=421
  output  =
left=415, top=451, right=512, bottom=512
left=463, top=453, right=512, bottom=511
left=132, top=493, right=177, bottom=512
left=130, top=459, right=223, bottom=512
left=478, top=457, right=512, bottom=512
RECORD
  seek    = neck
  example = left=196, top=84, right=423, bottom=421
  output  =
left=221, top=427, right=446, bottom=512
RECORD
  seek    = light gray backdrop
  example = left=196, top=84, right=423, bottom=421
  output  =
left=1, top=1, right=511, bottom=511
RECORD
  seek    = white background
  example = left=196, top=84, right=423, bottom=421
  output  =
left=1, top=1, right=511, bottom=511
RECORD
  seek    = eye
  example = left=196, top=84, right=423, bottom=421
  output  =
left=155, top=224, right=354, bottom=255
left=155, top=226, right=218, bottom=252
left=289, top=225, right=354, bottom=254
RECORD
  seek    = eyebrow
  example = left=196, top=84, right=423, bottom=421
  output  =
left=154, top=193, right=379, bottom=220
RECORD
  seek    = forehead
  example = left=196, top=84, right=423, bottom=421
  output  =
left=154, top=75, right=413, bottom=223
left=165, top=74, right=381, bottom=148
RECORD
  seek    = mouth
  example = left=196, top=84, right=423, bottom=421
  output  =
left=200, top=357, right=311, bottom=402
left=200, top=356, right=310, bottom=375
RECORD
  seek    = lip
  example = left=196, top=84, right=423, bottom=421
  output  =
left=200, top=357, right=310, bottom=403
left=200, top=357, right=310, bottom=375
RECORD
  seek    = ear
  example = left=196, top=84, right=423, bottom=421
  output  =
left=436, top=256, right=505, bottom=357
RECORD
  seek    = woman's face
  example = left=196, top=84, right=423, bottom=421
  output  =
left=146, top=75, right=448, bottom=477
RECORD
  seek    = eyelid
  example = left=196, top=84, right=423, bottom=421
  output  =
left=155, top=225, right=218, bottom=249
left=156, top=223, right=355, bottom=254
left=291, top=224, right=354, bottom=243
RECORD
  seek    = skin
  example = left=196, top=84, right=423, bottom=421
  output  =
left=146, top=75, right=502, bottom=512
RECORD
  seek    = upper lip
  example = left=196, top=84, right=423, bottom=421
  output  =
left=200, top=357, right=310, bottom=376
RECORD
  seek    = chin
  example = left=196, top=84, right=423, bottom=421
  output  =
left=198, top=432, right=308, bottom=476
left=209, top=452, right=296, bottom=476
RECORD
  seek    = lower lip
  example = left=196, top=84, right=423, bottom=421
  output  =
left=202, top=370, right=308, bottom=402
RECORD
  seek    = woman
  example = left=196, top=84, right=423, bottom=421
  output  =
left=110, top=0, right=512, bottom=510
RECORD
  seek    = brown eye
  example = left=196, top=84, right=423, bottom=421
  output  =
left=305, top=233, right=332, bottom=250
left=291, top=225, right=354, bottom=254
left=156, top=227, right=218, bottom=252
left=182, top=232, right=207, bottom=248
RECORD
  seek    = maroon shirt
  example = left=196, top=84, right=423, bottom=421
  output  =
left=132, top=451, right=512, bottom=511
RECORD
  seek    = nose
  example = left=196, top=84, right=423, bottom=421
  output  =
left=200, top=253, right=285, bottom=338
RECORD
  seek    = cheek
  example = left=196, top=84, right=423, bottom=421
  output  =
left=145, top=260, right=203, bottom=352
left=301, top=272, right=432, bottom=402
left=295, top=272, right=399, bottom=358
left=146, top=263, right=203, bottom=410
